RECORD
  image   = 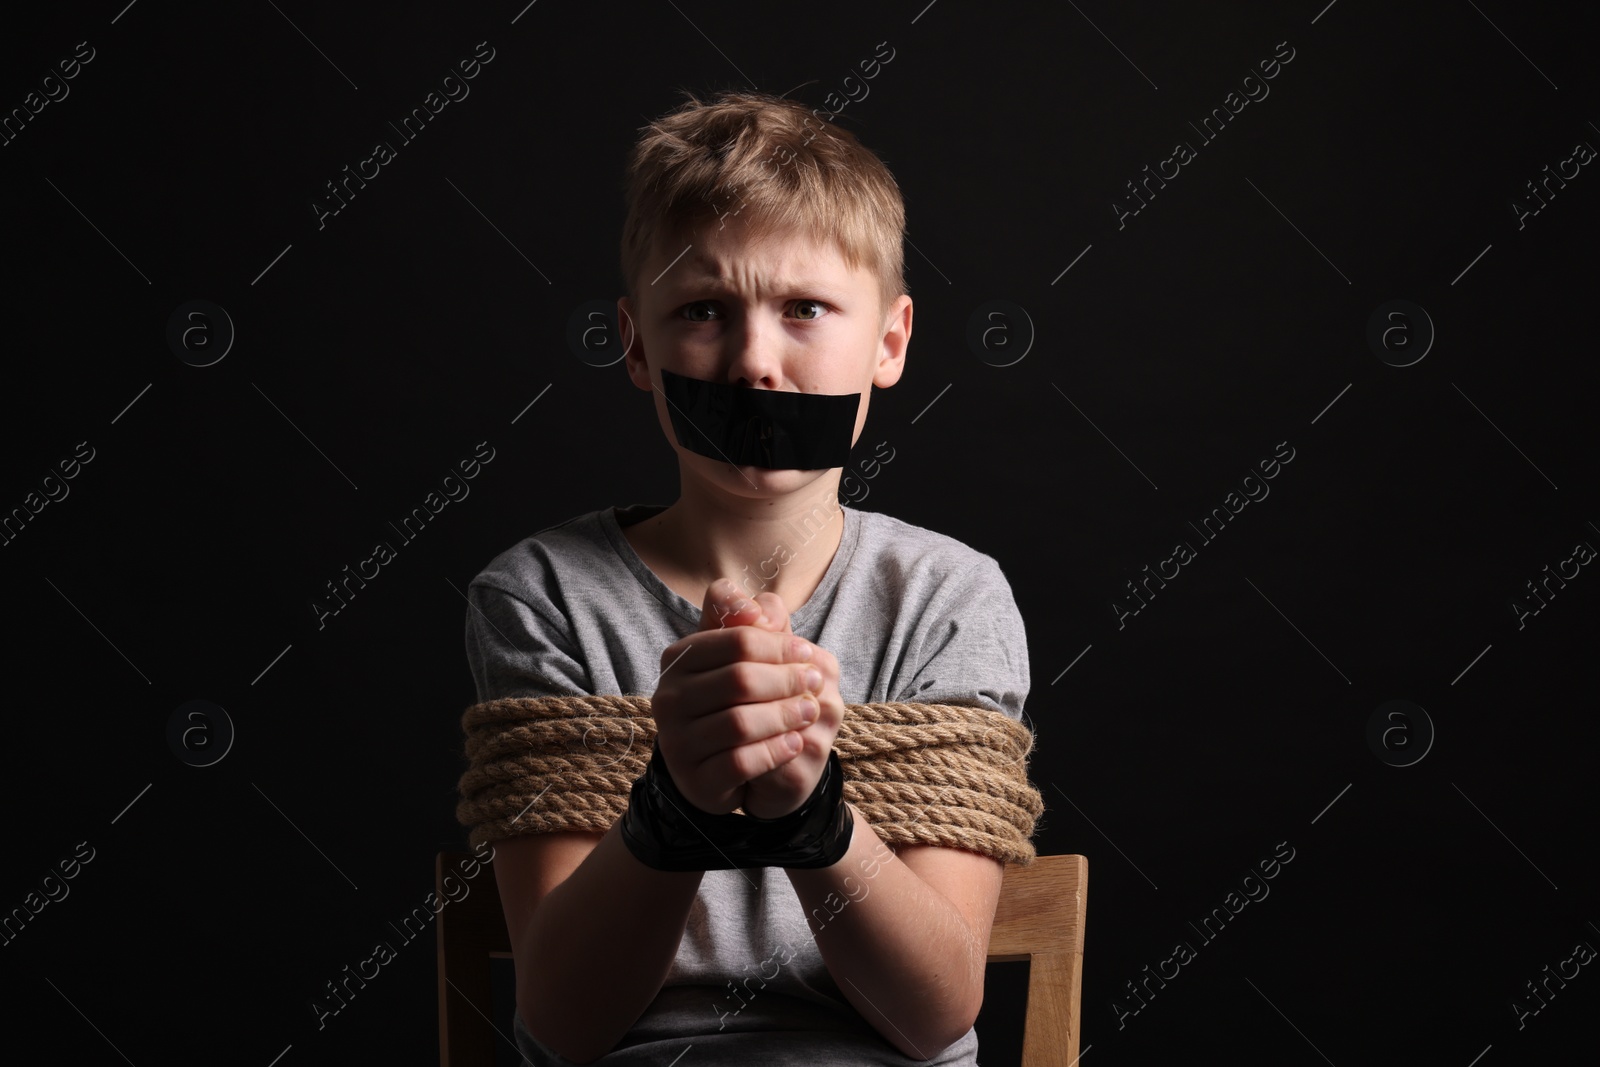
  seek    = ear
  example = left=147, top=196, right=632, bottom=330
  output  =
left=619, top=296, right=652, bottom=391
left=873, top=294, right=911, bottom=389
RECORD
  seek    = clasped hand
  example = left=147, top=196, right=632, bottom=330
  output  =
left=650, top=578, right=843, bottom=820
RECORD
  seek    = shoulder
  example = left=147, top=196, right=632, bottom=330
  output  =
left=462, top=511, right=614, bottom=701
left=848, top=506, right=1015, bottom=603
left=468, top=508, right=611, bottom=608
left=846, top=507, right=1029, bottom=718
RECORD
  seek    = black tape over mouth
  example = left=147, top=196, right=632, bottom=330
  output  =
left=661, top=368, right=861, bottom=470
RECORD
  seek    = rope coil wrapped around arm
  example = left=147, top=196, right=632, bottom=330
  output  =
left=456, top=695, right=1047, bottom=866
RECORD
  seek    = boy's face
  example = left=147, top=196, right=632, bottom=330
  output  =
left=619, top=214, right=911, bottom=501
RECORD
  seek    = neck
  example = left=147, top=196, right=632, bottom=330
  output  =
left=646, top=474, right=847, bottom=612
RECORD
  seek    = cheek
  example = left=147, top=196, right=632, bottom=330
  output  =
left=652, top=389, right=686, bottom=450
left=850, top=390, right=871, bottom=444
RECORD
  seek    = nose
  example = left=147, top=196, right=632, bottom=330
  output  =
left=723, top=308, right=785, bottom=389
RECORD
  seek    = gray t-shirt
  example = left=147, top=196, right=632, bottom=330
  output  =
left=463, top=501, right=1031, bottom=1066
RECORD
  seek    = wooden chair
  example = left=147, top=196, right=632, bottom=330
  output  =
left=436, top=850, right=1087, bottom=1066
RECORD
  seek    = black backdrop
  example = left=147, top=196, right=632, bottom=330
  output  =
left=3, top=2, right=1596, bottom=1064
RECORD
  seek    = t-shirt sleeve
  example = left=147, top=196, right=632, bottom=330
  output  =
left=464, top=575, right=592, bottom=704
left=896, top=554, right=1030, bottom=720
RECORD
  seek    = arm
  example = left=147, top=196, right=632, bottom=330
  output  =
left=467, top=577, right=821, bottom=1060
left=765, top=553, right=1026, bottom=1054
left=497, top=823, right=705, bottom=1063
left=785, top=809, right=1004, bottom=1057
left=465, top=580, right=701, bottom=1061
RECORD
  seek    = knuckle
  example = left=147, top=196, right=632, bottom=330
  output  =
left=725, top=746, right=763, bottom=783
left=726, top=704, right=762, bottom=744
left=760, top=735, right=794, bottom=773
left=654, top=684, right=682, bottom=716
left=796, top=664, right=821, bottom=694
left=726, top=661, right=751, bottom=697
left=731, top=660, right=767, bottom=698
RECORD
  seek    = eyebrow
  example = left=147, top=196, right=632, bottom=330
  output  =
left=666, top=274, right=853, bottom=303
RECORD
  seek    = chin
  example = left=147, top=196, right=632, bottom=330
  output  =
left=724, top=462, right=817, bottom=483
left=697, top=456, right=822, bottom=489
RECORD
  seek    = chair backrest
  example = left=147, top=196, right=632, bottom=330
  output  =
left=437, top=850, right=1087, bottom=1066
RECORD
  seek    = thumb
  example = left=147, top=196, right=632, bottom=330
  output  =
left=699, top=578, right=762, bottom=632
left=750, top=590, right=793, bottom=635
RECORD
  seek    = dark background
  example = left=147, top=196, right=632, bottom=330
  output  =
left=2, top=1, right=1596, bottom=1064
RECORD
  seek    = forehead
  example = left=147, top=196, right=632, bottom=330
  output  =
left=651, top=218, right=868, bottom=299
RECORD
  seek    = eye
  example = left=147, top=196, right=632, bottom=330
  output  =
left=679, top=301, right=719, bottom=323
left=791, top=299, right=829, bottom=321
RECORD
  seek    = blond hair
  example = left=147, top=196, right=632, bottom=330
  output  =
left=619, top=88, right=907, bottom=316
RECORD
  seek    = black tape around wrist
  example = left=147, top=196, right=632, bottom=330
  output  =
left=619, top=744, right=854, bottom=871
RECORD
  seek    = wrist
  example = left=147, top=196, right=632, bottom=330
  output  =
left=619, top=744, right=853, bottom=871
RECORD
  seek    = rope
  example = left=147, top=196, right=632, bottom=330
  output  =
left=457, top=695, right=1046, bottom=866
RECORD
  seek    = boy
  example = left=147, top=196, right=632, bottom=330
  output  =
left=458, top=89, right=1039, bottom=1064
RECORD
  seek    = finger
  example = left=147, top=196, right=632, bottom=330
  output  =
left=682, top=689, right=820, bottom=756
left=698, top=577, right=764, bottom=633
left=704, top=727, right=808, bottom=786
left=668, top=625, right=816, bottom=677
left=689, top=656, right=823, bottom=717
left=750, top=590, right=793, bottom=635
left=741, top=720, right=828, bottom=814
left=808, top=642, right=841, bottom=682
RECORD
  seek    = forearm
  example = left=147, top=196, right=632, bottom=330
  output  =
left=786, top=804, right=984, bottom=1058
left=520, top=817, right=704, bottom=1062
